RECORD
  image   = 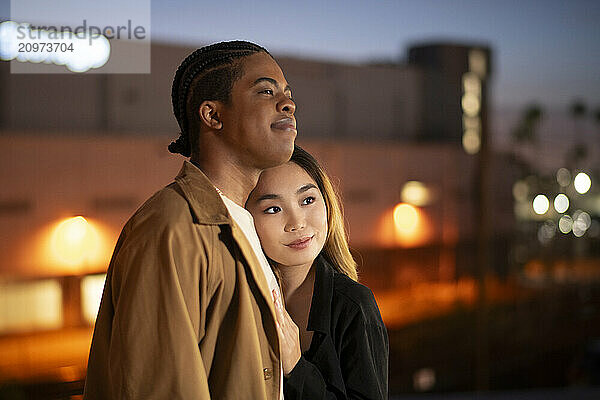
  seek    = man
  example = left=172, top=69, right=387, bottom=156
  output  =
left=84, top=41, right=296, bottom=399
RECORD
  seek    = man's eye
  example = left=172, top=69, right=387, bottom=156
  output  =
left=302, top=196, right=315, bottom=205
left=264, top=206, right=281, bottom=214
left=260, top=89, right=274, bottom=95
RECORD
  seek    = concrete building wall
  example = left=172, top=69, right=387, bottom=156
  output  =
left=0, top=134, right=498, bottom=280
left=0, top=42, right=423, bottom=140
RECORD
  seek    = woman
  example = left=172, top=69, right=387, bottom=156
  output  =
left=247, top=146, right=389, bottom=399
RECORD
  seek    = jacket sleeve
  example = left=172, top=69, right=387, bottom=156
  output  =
left=283, top=355, right=339, bottom=400
left=85, top=215, right=212, bottom=399
left=284, top=290, right=389, bottom=400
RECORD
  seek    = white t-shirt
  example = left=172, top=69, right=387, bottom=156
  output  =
left=218, top=191, right=284, bottom=399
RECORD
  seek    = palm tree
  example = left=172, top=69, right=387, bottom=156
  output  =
left=512, top=104, right=543, bottom=143
left=567, top=99, right=587, bottom=165
left=510, top=104, right=544, bottom=177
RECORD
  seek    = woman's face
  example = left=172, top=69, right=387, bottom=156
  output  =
left=247, top=161, right=328, bottom=269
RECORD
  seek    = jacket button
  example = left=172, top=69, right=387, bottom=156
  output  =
left=263, top=368, right=273, bottom=380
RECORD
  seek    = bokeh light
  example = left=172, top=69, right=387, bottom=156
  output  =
left=468, top=49, right=487, bottom=78
left=462, top=129, right=481, bottom=154
left=0, top=21, right=110, bottom=72
left=537, top=220, right=556, bottom=244
left=401, top=181, right=432, bottom=206
left=572, top=210, right=591, bottom=237
left=49, top=216, right=102, bottom=267
left=558, top=215, right=573, bottom=234
left=574, top=210, right=592, bottom=230
left=532, top=194, right=549, bottom=215
left=512, top=181, right=529, bottom=202
left=0, top=280, right=63, bottom=333
left=574, top=172, right=591, bottom=194
left=0, top=20, right=19, bottom=60
left=393, top=203, right=420, bottom=234
left=461, top=93, right=480, bottom=117
left=81, top=274, right=107, bottom=325
left=556, top=168, right=571, bottom=187
left=553, top=194, right=569, bottom=214
left=462, top=72, right=481, bottom=95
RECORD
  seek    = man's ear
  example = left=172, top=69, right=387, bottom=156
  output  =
left=198, top=101, right=223, bottom=130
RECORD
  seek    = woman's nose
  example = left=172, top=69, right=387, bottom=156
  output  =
left=285, top=214, right=305, bottom=232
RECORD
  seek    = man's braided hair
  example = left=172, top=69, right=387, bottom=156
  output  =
left=169, top=41, right=270, bottom=157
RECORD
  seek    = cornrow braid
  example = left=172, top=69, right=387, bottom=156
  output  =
left=169, top=41, right=270, bottom=157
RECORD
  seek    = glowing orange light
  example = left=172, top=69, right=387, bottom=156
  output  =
left=375, top=203, right=431, bottom=248
left=393, top=203, right=419, bottom=234
left=49, top=216, right=102, bottom=268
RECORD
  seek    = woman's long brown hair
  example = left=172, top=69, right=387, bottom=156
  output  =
left=290, top=146, right=358, bottom=281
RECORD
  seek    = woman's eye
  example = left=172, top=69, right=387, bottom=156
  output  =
left=264, top=206, right=281, bottom=214
left=260, top=89, right=274, bottom=95
left=302, top=196, right=315, bottom=205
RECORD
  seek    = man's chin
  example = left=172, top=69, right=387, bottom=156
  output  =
left=259, top=142, right=295, bottom=169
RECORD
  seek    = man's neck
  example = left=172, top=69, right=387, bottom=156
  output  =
left=191, top=155, right=261, bottom=207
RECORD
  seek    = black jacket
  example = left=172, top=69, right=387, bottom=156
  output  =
left=284, top=255, right=389, bottom=399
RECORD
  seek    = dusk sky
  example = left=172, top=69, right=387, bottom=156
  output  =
left=146, top=0, right=600, bottom=112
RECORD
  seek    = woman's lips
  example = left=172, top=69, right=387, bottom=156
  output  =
left=285, top=235, right=313, bottom=250
left=271, top=117, right=296, bottom=132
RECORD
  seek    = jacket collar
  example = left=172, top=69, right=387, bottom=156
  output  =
left=306, top=254, right=335, bottom=334
left=174, top=161, right=231, bottom=225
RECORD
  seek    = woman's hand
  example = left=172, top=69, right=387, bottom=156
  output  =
left=273, top=289, right=301, bottom=376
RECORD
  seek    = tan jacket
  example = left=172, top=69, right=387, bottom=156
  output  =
left=84, top=161, right=281, bottom=399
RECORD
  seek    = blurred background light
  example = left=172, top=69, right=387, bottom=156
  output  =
left=573, top=220, right=586, bottom=237
left=393, top=203, right=420, bottom=235
left=413, top=367, right=436, bottom=392
left=81, top=274, right=106, bottom=325
left=0, top=21, right=111, bottom=72
left=462, top=72, right=481, bottom=95
left=400, top=181, right=432, bottom=207
left=0, top=280, right=62, bottom=334
left=0, top=20, right=19, bottom=60
left=462, top=128, right=481, bottom=154
left=556, top=168, right=571, bottom=187
left=375, top=202, right=431, bottom=248
left=553, top=194, right=569, bottom=214
left=462, top=115, right=481, bottom=130
left=49, top=216, right=102, bottom=268
left=572, top=210, right=591, bottom=237
left=537, top=220, right=556, bottom=244
left=573, top=172, right=591, bottom=194
left=512, top=180, right=529, bottom=202
left=558, top=215, right=573, bottom=234
left=461, top=93, right=480, bottom=116
left=532, top=194, right=549, bottom=215
left=468, top=48, right=487, bottom=78
left=574, top=210, right=592, bottom=230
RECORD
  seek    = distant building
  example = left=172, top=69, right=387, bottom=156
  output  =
left=1, top=41, right=490, bottom=143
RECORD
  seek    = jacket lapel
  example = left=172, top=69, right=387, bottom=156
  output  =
left=305, top=256, right=347, bottom=395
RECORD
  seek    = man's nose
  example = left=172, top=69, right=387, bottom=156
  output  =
left=277, top=95, right=296, bottom=115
